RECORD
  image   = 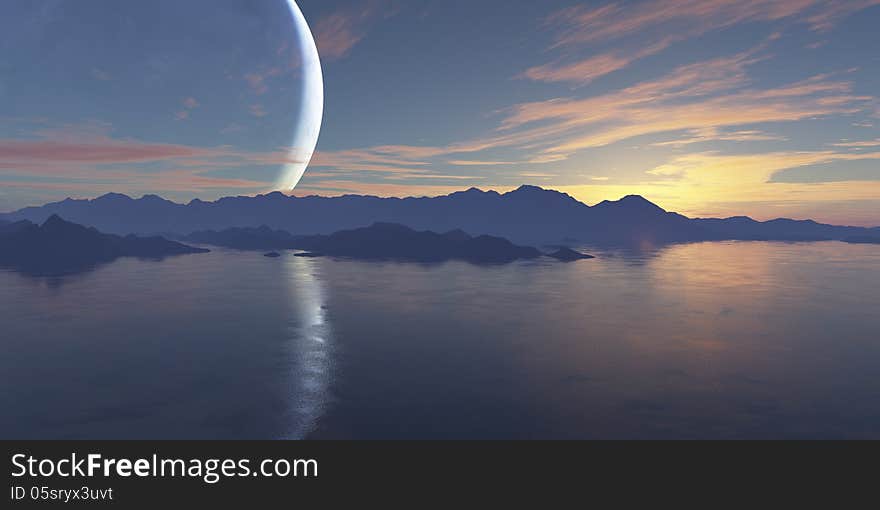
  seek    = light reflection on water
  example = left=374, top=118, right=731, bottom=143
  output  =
left=1, top=241, right=878, bottom=439
left=281, top=255, right=332, bottom=439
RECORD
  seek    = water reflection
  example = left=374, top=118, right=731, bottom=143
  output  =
left=281, top=255, right=333, bottom=439
left=309, top=241, right=880, bottom=438
left=2, top=241, right=878, bottom=438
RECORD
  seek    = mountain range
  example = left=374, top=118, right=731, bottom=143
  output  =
left=2, top=185, right=878, bottom=246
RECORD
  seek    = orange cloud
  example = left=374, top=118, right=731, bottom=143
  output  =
left=523, top=38, right=674, bottom=84
left=544, top=1, right=869, bottom=48
left=832, top=139, right=880, bottom=148
left=650, top=128, right=786, bottom=147
left=498, top=61, right=868, bottom=160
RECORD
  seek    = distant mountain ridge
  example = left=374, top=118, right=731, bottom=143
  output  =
left=2, top=185, right=877, bottom=245
left=181, top=223, right=596, bottom=263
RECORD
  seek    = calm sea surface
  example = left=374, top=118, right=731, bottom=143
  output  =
left=2, top=241, right=879, bottom=439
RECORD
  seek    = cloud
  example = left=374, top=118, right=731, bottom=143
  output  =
left=496, top=59, right=868, bottom=160
left=805, top=0, right=880, bottom=31
left=447, top=160, right=522, bottom=166
left=292, top=179, right=500, bottom=199
left=308, top=147, right=435, bottom=175
left=0, top=138, right=224, bottom=166
left=525, top=1, right=879, bottom=85
left=832, top=139, right=880, bottom=148
left=244, top=68, right=282, bottom=95
left=522, top=38, right=674, bottom=85
left=91, top=68, right=112, bottom=81
left=175, top=97, right=199, bottom=121
left=646, top=150, right=880, bottom=181
left=312, top=0, right=399, bottom=61
left=650, top=128, right=787, bottom=147
left=544, top=1, right=814, bottom=48
left=249, top=104, right=268, bottom=118
left=286, top=42, right=873, bottom=195
left=220, top=123, right=245, bottom=135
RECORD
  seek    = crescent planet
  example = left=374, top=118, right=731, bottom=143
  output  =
left=278, top=0, right=325, bottom=192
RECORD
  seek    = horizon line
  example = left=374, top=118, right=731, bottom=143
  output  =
left=3, top=184, right=878, bottom=229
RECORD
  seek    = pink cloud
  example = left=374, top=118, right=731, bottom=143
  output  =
left=0, top=138, right=224, bottom=165
left=523, top=38, right=675, bottom=85
left=249, top=104, right=268, bottom=118
left=525, top=1, right=879, bottom=85
left=174, top=97, right=199, bottom=121
left=805, top=0, right=880, bottom=31
left=312, top=1, right=399, bottom=61
left=546, top=1, right=815, bottom=48
left=292, top=180, right=500, bottom=199
left=244, top=68, right=282, bottom=95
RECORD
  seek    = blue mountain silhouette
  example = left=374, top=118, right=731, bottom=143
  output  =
left=2, top=185, right=876, bottom=245
left=183, top=225, right=301, bottom=250
left=0, top=215, right=208, bottom=276
left=843, top=236, right=880, bottom=244
left=291, top=222, right=543, bottom=263
left=547, top=247, right=596, bottom=261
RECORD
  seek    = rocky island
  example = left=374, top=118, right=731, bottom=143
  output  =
left=293, top=222, right=543, bottom=264
left=547, top=247, right=596, bottom=261
left=0, top=215, right=208, bottom=276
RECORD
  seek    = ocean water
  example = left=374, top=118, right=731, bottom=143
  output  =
left=1, top=241, right=879, bottom=439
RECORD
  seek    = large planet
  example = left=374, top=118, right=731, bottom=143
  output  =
left=2, top=0, right=323, bottom=195
left=280, top=0, right=324, bottom=191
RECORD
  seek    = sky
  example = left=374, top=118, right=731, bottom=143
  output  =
left=1, top=0, right=879, bottom=225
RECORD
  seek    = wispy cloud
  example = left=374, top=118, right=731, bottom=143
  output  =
left=447, top=160, right=521, bottom=166
left=174, top=97, right=199, bottom=121
left=832, top=138, right=880, bottom=148
left=312, top=0, right=399, bottom=61
left=650, top=128, right=787, bottom=147
left=805, top=0, right=880, bottom=31
left=646, top=150, right=880, bottom=180
left=498, top=57, right=868, bottom=160
left=249, top=104, right=268, bottom=118
left=0, top=138, right=223, bottom=167
left=244, top=68, right=282, bottom=95
left=0, top=126, right=272, bottom=197
left=91, top=68, right=112, bottom=81
left=525, top=1, right=878, bottom=85
left=287, top=41, right=872, bottom=196
left=545, top=1, right=813, bottom=48
left=522, top=38, right=674, bottom=85
left=292, top=179, right=497, bottom=199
